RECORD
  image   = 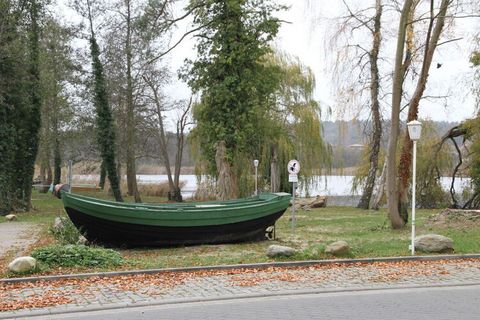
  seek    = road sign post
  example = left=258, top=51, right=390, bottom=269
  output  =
left=287, top=160, right=300, bottom=235
left=253, top=159, right=259, bottom=196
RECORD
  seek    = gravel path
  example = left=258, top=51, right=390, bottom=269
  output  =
left=0, top=222, right=38, bottom=259
left=1, top=258, right=479, bottom=318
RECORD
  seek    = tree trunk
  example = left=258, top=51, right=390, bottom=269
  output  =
left=170, top=100, right=191, bottom=202
left=171, top=130, right=183, bottom=202
left=47, top=165, right=52, bottom=187
left=39, top=160, right=52, bottom=193
left=216, top=140, right=237, bottom=200
left=153, top=88, right=175, bottom=199
left=358, top=0, right=382, bottom=210
left=125, top=0, right=141, bottom=202
left=371, top=159, right=387, bottom=210
left=53, top=137, right=61, bottom=185
left=99, top=160, right=106, bottom=189
left=387, top=0, right=414, bottom=229
left=396, top=0, right=450, bottom=221
left=23, top=0, right=43, bottom=211
left=270, top=144, right=280, bottom=192
left=87, top=0, right=123, bottom=202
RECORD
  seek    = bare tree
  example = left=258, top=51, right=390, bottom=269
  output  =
left=143, top=69, right=192, bottom=202
left=360, top=0, right=383, bottom=209
left=388, top=0, right=452, bottom=228
left=328, top=0, right=385, bottom=209
left=124, top=0, right=141, bottom=202
left=386, top=0, right=415, bottom=229
left=396, top=0, right=451, bottom=223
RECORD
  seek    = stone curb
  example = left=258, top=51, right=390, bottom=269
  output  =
left=2, top=253, right=480, bottom=284
left=2, top=281, right=480, bottom=319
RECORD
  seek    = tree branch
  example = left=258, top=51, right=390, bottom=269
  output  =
left=148, top=24, right=209, bottom=64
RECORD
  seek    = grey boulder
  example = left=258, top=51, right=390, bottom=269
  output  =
left=267, top=245, right=296, bottom=258
left=8, top=256, right=37, bottom=273
left=53, top=217, right=65, bottom=231
left=5, top=214, right=17, bottom=221
left=325, top=241, right=350, bottom=256
left=415, top=234, right=454, bottom=253
left=77, top=235, right=88, bottom=245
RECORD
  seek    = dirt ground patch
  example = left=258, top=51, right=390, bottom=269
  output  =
left=427, top=209, right=480, bottom=228
left=0, top=222, right=39, bottom=259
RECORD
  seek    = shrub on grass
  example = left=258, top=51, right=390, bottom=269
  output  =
left=31, top=245, right=124, bottom=268
left=50, top=217, right=84, bottom=245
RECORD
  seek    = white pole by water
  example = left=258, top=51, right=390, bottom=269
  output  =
left=407, top=120, right=422, bottom=255
left=411, top=140, right=417, bottom=255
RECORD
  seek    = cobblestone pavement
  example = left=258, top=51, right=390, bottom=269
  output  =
left=1, top=259, right=479, bottom=318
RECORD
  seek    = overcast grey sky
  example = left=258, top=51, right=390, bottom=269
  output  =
left=56, top=0, right=479, bottom=123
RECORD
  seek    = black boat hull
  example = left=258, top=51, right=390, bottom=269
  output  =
left=65, top=207, right=286, bottom=247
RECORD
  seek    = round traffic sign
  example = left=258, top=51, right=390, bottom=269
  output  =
left=287, top=159, right=300, bottom=174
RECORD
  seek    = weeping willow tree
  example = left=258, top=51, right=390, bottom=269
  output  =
left=449, top=50, right=480, bottom=208
left=190, top=52, right=331, bottom=198
left=409, top=121, right=452, bottom=208
left=261, top=53, right=331, bottom=194
left=353, top=121, right=453, bottom=209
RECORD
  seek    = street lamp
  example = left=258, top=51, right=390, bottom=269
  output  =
left=253, top=159, right=259, bottom=196
left=407, top=120, right=422, bottom=255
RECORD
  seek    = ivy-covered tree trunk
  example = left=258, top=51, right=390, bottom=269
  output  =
left=0, top=106, right=16, bottom=214
left=22, top=0, right=43, bottom=211
left=53, top=137, right=61, bottom=185
left=87, top=1, right=123, bottom=202
left=0, top=0, right=23, bottom=215
left=215, top=141, right=237, bottom=200
left=99, top=161, right=106, bottom=190
left=0, top=0, right=43, bottom=213
left=396, top=0, right=450, bottom=223
left=386, top=0, right=414, bottom=229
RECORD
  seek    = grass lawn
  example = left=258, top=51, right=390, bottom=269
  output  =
left=1, top=190, right=479, bottom=277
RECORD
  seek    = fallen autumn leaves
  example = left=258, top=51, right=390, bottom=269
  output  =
left=1, top=259, right=479, bottom=312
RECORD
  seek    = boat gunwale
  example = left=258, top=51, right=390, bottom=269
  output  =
left=62, top=192, right=291, bottom=213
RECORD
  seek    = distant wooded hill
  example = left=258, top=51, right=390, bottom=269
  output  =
left=322, top=120, right=459, bottom=169
left=65, top=120, right=460, bottom=174
left=151, top=120, right=461, bottom=171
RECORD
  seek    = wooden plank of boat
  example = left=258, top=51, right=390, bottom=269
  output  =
left=61, top=192, right=291, bottom=247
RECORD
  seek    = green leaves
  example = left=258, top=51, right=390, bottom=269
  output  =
left=186, top=0, right=283, bottom=185
left=88, top=18, right=123, bottom=202
left=0, top=0, right=43, bottom=213
left=470, top=51, right=480, bottom=67
left=32, top=245, right=124, bottom=268
left=185, top=2, right=330, bottom=196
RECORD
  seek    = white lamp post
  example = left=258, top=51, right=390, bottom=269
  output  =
left=253, top=159, right=259, bottom=196
left=407, top=120, right=422, bottom=255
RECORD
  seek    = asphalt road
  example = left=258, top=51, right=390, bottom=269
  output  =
left=26, top=284, right=480, bottom=320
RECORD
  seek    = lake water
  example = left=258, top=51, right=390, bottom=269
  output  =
left=73, top=174, right=471, bottom=199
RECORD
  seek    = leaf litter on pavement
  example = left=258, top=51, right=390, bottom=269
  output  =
left=1, top=259, right=479, bottom=312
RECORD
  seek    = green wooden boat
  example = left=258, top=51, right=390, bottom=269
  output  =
left=61, top=192, right=291, bottom=247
